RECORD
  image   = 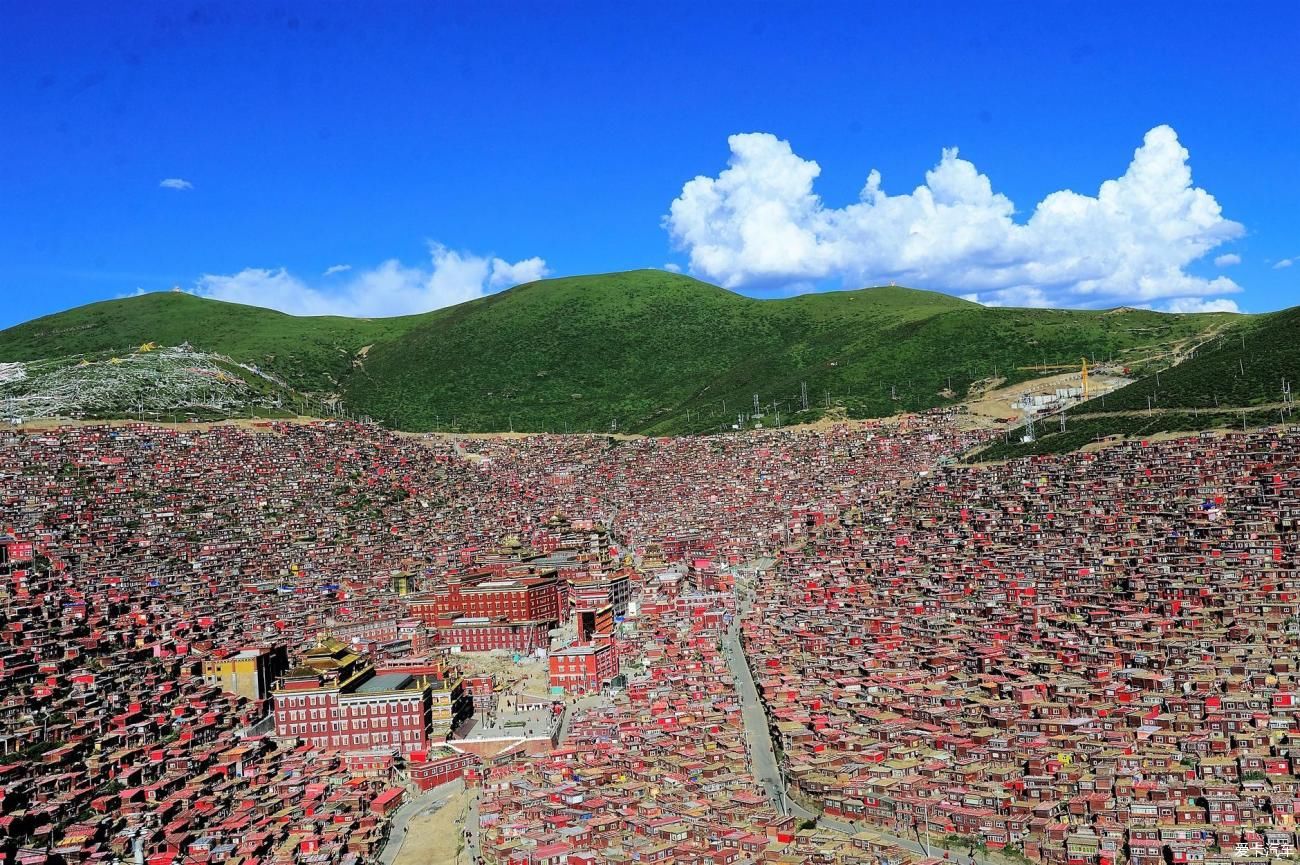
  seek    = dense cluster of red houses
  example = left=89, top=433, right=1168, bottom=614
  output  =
left=742, top=429, right=1300, bottom=865
left=3, top=414, right=1297, bottom=865
left=468, top=419, right=988, bottom=865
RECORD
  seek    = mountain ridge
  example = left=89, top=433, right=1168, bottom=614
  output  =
left=1, top=270, right=1252, bottom=434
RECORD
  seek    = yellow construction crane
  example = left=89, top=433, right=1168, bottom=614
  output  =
left=1081, top=358, right=1090, bottom=400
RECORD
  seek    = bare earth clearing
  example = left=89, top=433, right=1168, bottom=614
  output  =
left=957, top=371, right=1132, bottom=430
left=392, top=789, right=470, bottom=865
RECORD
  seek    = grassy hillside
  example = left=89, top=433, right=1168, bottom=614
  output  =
left=0, top=292, right=423, bottom=392
left=0, top=345, right=305, bottom=422
left=962, top=307, right=1300, bottom=461
left=0, top=271, right=1245, bottom=433
left=1080, top=305, right=1300, bottom=413
left=343, top=271, right=1235, bottom=433
left=964, top=410, right=1284, bottom=463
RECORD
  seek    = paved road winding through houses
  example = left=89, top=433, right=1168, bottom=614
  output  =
left=724, top=563, right=1011, bottom=865
left=377, top=778, right=465, bottom=865
left=723, top=566, right=798, bottom=819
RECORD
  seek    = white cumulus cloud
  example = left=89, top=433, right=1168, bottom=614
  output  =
left=193, top=243, right=549, bottom=317
left=159, top=178, right=193, bottom=191
left=1162, top=297, right=1241, bottom=313
left=665, top=126, right=1245, bottom=308
left=1276, top=258, right=1295, bottom=269
left=1213, top=253, right=1241, bottom=267
left=322, top=264, right=352, bottom=276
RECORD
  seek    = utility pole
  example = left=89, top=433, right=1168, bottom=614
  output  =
left=800, top=381, right=809, bottom=412
left=924, top=802, right=931, bottom=858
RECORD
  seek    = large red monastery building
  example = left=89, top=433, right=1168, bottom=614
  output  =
left=271, top=638, right=471, bottom=754
left=405, top=569, right=561, bottom=651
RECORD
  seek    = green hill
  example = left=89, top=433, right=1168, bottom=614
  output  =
left=963, top=306, right=1300, bottom=462
left=0, top=270, right=1247, bottom=433
left=0, top=345, right=305, bottom=423
left=0, top=291, right=422, bottom=392
left=1080, top=305, right=1300, bottom=414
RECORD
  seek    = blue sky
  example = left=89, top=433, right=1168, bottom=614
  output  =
left=1, top=1, right=1296, bottom=327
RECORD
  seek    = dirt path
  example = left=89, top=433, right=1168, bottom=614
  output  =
left=1064, top=401, right=1291, bottom=421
